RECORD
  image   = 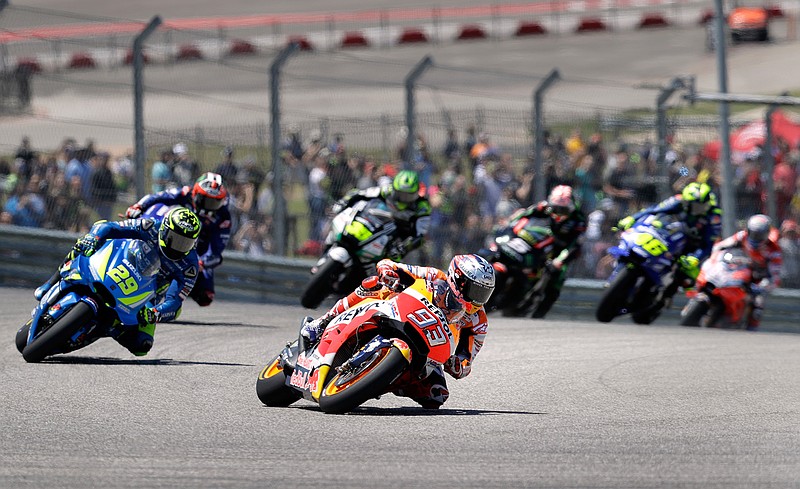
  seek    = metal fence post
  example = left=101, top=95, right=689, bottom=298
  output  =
left=405, top=55, right=433, bottom=165
left=656, top=76, right=690, bottom=201
left=712, top=0, right=735, bottom=237
left=764, top=97, right=784, bottom=222
left=532, top=69, right=560, bottom=203
left=133, top=16, right=163, bottom=200
left=270, top=42, right=299, bottom=257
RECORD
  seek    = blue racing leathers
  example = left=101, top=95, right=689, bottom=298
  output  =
left=85, top=218, right=199, bottom=322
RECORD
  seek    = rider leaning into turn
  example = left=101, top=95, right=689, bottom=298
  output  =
left=506, top=184, right=587, bottom=317
left=333, top=169, right=431, bottom=260
left=33, top=207, right=201, bottom=356
left=126, top=172, right=230, bottom=307
left=617, top=181, right=723, bottom=303
left=301, top=254, right=496, bottom=409
left=713, top=214, right=782, bottom=330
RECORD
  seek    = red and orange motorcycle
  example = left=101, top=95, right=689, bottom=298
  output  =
left=256, top=275, right=457, bottom=413
left=679, top=247, right=753, bottom=328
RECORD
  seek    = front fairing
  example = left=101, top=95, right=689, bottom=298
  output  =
left=287, top=279, right=453, bottom=402
left=608, top=218, right=686, bottom=285
left=330, top=199, right=398, bottom=264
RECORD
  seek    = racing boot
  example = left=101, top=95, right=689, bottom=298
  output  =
left=33, top=271, right=61, bottom=301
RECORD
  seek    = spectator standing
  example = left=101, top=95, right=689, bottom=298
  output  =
left=443, top=128, right=460, bottom=162
left=171, top=143, right=200, bottom=188
left=151, top=149, right=173, bottom=193
left=307, top=150, right=329, bottom=243
left=15, top=136, right=36, bottom=178
left=603, top=147, right=637, bottom=216
left=735, top=152, right=765, bottom=218
left=89, top=152, right=117, bottom=221
left=773, top=152, right=797, bottom=223
left=64, top=147, right=92, bottom=201
left=4, top=176, right=46, bottom=227
left=214, top=146, right=239, bottom=185
left=778, top=220, right=799, bottom=287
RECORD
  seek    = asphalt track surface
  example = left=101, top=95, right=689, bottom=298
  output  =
left=2, top=285, right=799, bottom=488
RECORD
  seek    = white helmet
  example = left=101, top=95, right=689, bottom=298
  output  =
left=446, top=254, right=496, bottom=315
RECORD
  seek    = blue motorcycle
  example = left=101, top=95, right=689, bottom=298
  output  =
left=596, top=214, right=688, bottom=324
left=16, top=239, right=161, bottom=362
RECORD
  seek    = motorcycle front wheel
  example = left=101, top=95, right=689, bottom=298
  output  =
left=596, top=267, right=638, bottom=323
left=318, top=345, right=409, bottom=414
left=680, top=298, right=709, bottom=327
left=22, top=302, right=94, bottom=363
left=256, top=353, right=301, bottom=407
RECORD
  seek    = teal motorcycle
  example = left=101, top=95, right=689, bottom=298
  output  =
left=16, top=239, right=160, bottom=362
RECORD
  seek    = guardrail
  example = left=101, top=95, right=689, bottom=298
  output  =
left=2, top=224, right=798, bottom=332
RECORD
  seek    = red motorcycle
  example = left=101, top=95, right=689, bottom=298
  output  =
left=680, top=247, right=753, bottom=328
left=256, top=275, right=456, bottom=413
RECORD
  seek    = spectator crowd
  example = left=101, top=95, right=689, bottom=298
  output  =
left=2, top=125, right=800, bottom=287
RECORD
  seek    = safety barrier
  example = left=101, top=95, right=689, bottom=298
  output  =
left=2, top=0, right=735, bottom=74
left=1, top=224, right=798, bottom=332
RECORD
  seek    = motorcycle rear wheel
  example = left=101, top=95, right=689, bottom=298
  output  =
left=256, top=354, right=301, bottom=407
left=301, top=259, right=344, bottom=309
left=680, top=298, right=709, bottom=327
left=318, top=345, right=409, bottom=414
left=596, top=268, right=638, bottom=323
left=22, top=302, right=93, bottom=363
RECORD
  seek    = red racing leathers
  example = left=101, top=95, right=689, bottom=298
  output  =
left=713, top=228, right=782, bottom=328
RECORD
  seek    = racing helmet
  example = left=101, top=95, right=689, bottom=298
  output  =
left=192, top=172, right=228, bottom=213
left=546, top=185, right=576, bottom=224
left=681, top=182, right=716, bottom=217
left=388, top=170, right=420, bottom=210
left=746, top=214, right=771, bottom=248
left=158, top=207, right=201, bottom=261
left=447, top=254, right=496, bottom=315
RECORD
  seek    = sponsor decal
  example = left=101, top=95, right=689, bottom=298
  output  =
left=220, top=220, right=231, bottom=229
left=290, top=369, right=310, bottom=389
left=185, top=266, right=197, bottom=278
left=296, top=353, right=314, bottom=370
left=140, top=219, right=154, bottom=230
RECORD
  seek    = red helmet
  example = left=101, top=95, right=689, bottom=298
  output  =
left=192, top=172, right=227, bottom=213
left=546, top=185, right=576, bottom=223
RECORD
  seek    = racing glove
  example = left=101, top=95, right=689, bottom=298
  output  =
left=137, top=306, right=159, bottom=327
left=678, top=255, right=700, bottom=280
left=72, top=234, right=99, bottom=258
left=376, top=260, right=401, bottom=291
left=125, top=204, right=143, bottom=218
left=615, top=216, right=635, bottom=232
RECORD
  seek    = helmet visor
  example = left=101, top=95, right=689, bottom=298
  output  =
left=689, top=201, right=710, bottom=215
left=195, top=193, right=224, bottom=212
left=394, top=191, right=417, bottom=204
left=456, top=275, right=494, bottom=305
left=159, top=228, right=196, bottom=259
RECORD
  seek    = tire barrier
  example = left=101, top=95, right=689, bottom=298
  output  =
left=1, top=224, right=798, bottom=332
left=5, top=4, right=755, bottom=74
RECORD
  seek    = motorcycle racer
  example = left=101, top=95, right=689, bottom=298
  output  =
left=301, top=254, right=495, bottom=409
left=332, top=170, right=431, bottom=260
left=33, top=208, right=201, bottom=355
left=616, top=181, right=723, bottom=302
left=126, top=172, right=230, bottom=307
left=505, top=184, right=587, bottom=317
left=713, top=214, right=782, bottom=329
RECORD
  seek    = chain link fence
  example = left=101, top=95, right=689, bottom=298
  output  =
left=2, top=4, right=799, bottom=287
